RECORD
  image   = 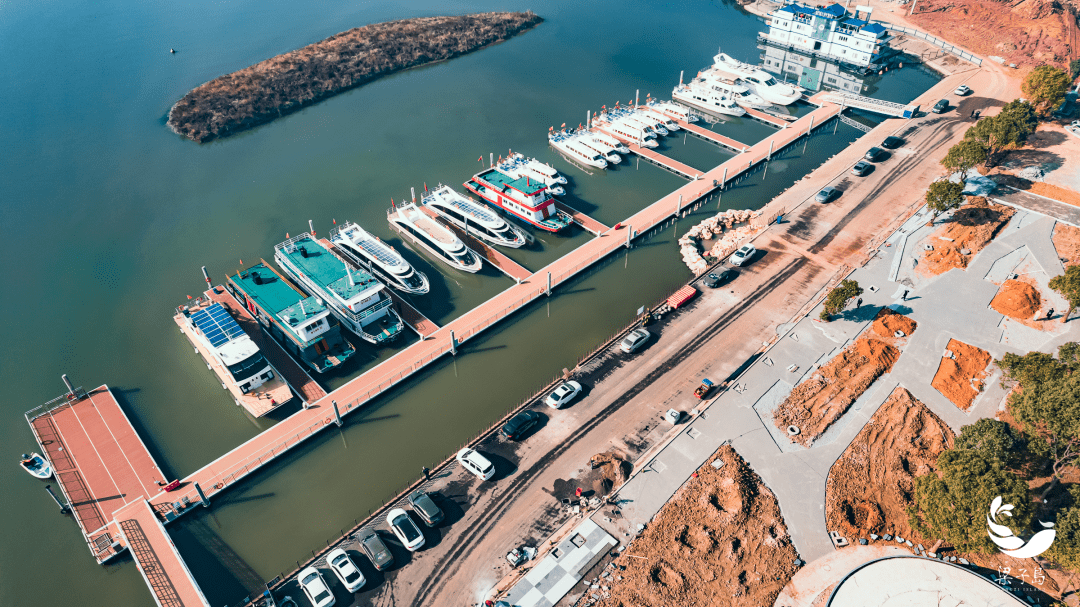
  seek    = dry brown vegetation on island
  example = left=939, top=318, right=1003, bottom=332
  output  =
left=168, top=12, right=543, bottom=142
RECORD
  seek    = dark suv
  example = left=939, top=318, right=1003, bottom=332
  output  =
left=931, top=99, right=949, bottom=114
left=408, top=491, right=444, bottom=526
left=358, top=531, right=394, bottom=571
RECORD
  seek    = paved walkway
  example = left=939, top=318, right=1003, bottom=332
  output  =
left=115, top=498, right=210, bottom=607
left=992, top=184, right=1080, bottom=228
left=774, top=545, right=908, bottom=607
left=671, top=117, right=749, bottom=152
left=744, top=106, right=792, bottom=127
left=829, top=556, right=1026, bottom=606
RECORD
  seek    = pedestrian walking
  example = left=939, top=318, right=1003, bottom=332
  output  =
left=422, top=466, right=430, bottom=481
left=970, top=110, right=975, bottom=118
left=902, top=289, right=909, bottom=301
left=1047, top=308, right=1055, bottom=320
left=856, top=297, right=863, bottom=308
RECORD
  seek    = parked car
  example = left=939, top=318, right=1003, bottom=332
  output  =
left=386, top=508, right=425, bottom=552
left=851, top=161, right=872, bottom=177
left=545, top=380, right=582, bottom=409
left=954, top=84, right=972, bottom=96
left=298, top=567, right=336, bottom=607
left=620, top=328, right=651, bottom=354
left=326, top=548, right=365, bottom=593
left=931, top=99, right=949, bottom=113
left=456, top=448, right=495, bottom=481
left=357, top=531, right=394, bottom=571
left=729, top=244, right=756, bottom=266
left=864, top=147, right=885, bottom=162
left=881, top=136, right=904, bottom=149
left=501, top=410, right=542, bottom=440
left=814, top=186, right=840, bottom=203
left=408, top=491, right=444, bottom=526
left=703, top=268, right=738, bottom=288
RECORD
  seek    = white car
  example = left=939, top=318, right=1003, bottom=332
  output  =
left=456, top=448, right=495, bottom=481
left=545, top=380, right=582, bottom=409
left=326, top=548, right=365, bottom=593
left=386, top=508, right=426, bottom=552
left=298, top=566, right=336, bottom=607
left=729, top=244, right=756, bottom=267
left=620, top=328, right=651, bottom=354
left=954, top=84, right=971, bottom=96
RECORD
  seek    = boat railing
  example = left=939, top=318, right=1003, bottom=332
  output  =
left=25, top=386, right=90, bottom=421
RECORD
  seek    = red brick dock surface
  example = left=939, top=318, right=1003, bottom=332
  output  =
left=115, top=498, right=210, bottom=607
left=554, top=200, right=610, bottom=235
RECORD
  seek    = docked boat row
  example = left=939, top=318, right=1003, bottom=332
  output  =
left=388, top=202, right=483, bottom=273
left=422, top=184, right=528, bottom=248
left=712, top=50, right=803, bottom=106
left=465, top=162, right=574, bottom=232
left=548, top=128, right=611, bottom=169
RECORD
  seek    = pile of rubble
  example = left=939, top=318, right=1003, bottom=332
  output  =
left=677, top=209, right=761, bottom=274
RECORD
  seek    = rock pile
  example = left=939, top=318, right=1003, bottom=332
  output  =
left=677, top=209, right=761, bottom=274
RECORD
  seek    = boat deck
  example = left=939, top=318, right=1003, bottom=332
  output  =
left=26, top=385, right=167, bottom=563
left=553, top=200, right=609, bottom=236
left=418, top=207, right=533, bottom=282
left=173, top=298, right=294, bottom=417
left=114, top=498, right=210, bottom=607
left=320, top=239, right=442, bottom=338
left=404, top=207, right=457, bottom=245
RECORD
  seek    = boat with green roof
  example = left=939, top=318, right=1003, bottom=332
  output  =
left=226, top=262, right=357, bottom=374
left=463, top=164, right=573, bottom=233
left=273, top=233, right=405, bottom=345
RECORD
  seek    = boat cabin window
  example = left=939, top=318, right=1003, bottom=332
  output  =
left=228, top=352, right=269, bottom=383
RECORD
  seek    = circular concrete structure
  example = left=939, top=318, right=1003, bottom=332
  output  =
left=827, top=556, right=1026, bottom=606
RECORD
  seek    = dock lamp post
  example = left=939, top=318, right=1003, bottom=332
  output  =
left=332, top=400, right=343, bottom=427
left=449, top=330, right=457, bottom=356
left=194, top=481, right=209, bottom=508
left=546, top=272, right=552, bottom=297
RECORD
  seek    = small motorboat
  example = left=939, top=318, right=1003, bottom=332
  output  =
left=19, top=453, right=52, bottom=479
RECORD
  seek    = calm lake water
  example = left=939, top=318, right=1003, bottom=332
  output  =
left=0, top=0, right=938, bottom=604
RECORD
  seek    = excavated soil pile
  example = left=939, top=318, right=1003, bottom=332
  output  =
left=773, top=309, right=914, bottom=447
left=825, top=387, right=954, bottom=543
left=990, top=279, right=1042, bottom=320
left=920, top=198, right=1016, bottom=276
left=932, top=338, right=992, bottom=410
left=590, top=451, right=632, bottom=494
left=908, top=0, right=1079, bottom=68
left=593, top=446, right=798, bottom=607
left=1054, top=224, right=1080, bottom=265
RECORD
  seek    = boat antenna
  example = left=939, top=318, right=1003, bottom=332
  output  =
left=680, top=70, right=684, bottom=86
left=300, top=298, right=306, bottom=315
left=490, top=152, right=493, bottom=167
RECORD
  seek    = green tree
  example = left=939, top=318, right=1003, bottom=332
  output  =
left=998, top=349, right=1070, bottom=387
left=964, top=100, right=1038, bottom=163
left=925, top=180, right=965, bottom=215
left=1022, top=65, right=1072, bottom=116
left=1049, top=265, right=1080, bottom=323
left=1071, top=59, right=1080, bottom=80
left=909, top=449, right=1032, bottom=553
left=954, top=418, right=1024, bottom=466
left=941, top=139, right=988, bottom=181
left=819, top=279, right=863, bottom=320
left=1007, top=371, right=1080, bottom=481
left=1047, top=486, right=1080, bottom=572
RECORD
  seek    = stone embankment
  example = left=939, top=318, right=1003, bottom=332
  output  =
left=168, top=12, right=543, bottom=142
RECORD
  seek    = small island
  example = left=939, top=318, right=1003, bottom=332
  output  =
left=168, top=11, right=543, bottom=142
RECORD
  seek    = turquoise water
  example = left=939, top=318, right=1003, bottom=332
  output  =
left=0, top=0, right=939, bottom=604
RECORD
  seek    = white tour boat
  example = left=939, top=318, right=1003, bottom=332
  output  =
left=602, top=117, right=659, bottom=148
left=713, top=51, right=803, bottom=105
left=499, top=152, right=568, bottom=196
left=646, top=100, right=699, bottom=124
left=329, top=221, right=430, bottom=295
left=388, top=202, right=483, bottom=273
left=577, top=134, right=622, bottom=164
left=672, top=79, right=748, bottom=117
left=422, top=184, right=527, bottom=248
left=632, top=108, right=678, bottom=133
left=699, top=68, right=771, bottom=109
left=548, top=130, right=609, bottom=169
left=465, top=162, right=575, bottom=232
left=587, top=131, right=631, bottom=155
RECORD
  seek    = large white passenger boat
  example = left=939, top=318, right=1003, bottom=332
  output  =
left=548, top=130, right=609, bottom=169
left=421, top=185, right=527, bottom=248
left=388, top=202, right=483, bottom=273
left=672, top=79, right=747, bottom=117
left=499, top=153, right=568, bottom=196
left=601, top=117, right=659, bottom=148
left=577, top=135, right=622, bottom=165
left=465, top=162, right=574, bottom=232
left=712, top=51, right=803, bottom=105
left=645, top=100, right=700, bottom=124
left=699, top=69, right=770, bottom=109
left=586, top=131, right=630, bottom=155
left=329, top=221, right=430, bottom=295
left=274, top=233, right=405, bottom=344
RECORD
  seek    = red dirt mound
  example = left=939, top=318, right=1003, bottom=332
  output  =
left=593, top=446, right=798, bottom=607
left=931, top=339, right=992, bottom=410
left=990, top=279, right=1042, bottom=320
left=872, top=309, right=918, bottom=338
left=1054, top=224, right=1080, bottom=266
left=825, top=387, right=954, bottom=543
left=920, top=198, right=1016, bottom=276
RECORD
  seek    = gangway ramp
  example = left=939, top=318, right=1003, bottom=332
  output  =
left=554, top=200, right=609, bottom=235
left=812, top=90, right=919, bottom=118
left=115, top=499, right=210, bottom=607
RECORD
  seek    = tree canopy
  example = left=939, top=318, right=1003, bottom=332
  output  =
left=1002, top=344, right=1080, bottom=479
left=941, top=139, right=988, bottom=178
left=964, top=100, right=1038, bottom=162
left=819, top=279, right=863, bottom=320
left=909, top=449, right=1032, bottom=553
left=925, top=180, right=965, bottom=215
left=1049, top=265, right=1080, bottom=323
left=954, top=418, right=1024, bottom=467
left=1021, top=65, right=1072, bottom=116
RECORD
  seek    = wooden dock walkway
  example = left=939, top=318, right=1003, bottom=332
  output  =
left=147, top=101, right=843, bottom=532
left=25, top=385, right=168, bottom=563
left=554, top=200, right=609, bottom=235
left=417, top=206, right=534, bottom=283
left=742, top=107, right=793, bottom=128
left=115, top=499, right=210, bottom=607
left=670, top=119, right=749, bottom=153
left=625, top=143, right=701, bottom=180
left=318, top=238, right=442, bottom=338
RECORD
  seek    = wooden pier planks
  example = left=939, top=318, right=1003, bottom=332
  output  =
left=115, top=499, right=210, bottom=607
left=742, top=107, right=791, bottom=127
left=553, top=200, right=609, bottom=235
left=671, top=119, right=749, bottom=152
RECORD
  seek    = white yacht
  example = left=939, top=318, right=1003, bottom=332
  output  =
left=602, top=117, right=659, bottom=148
left=329, top=221, right=430, bottom=295
left=548, top=130, right=608, bottom=169
left=621, top=112, right=667, bottom=136
left=699, top=68, right=770, bottom=109
left=672, top=79, right=747, bottom=117
left=633, top=108, right=678, bottom=133
left=388, top=202, right=483, bottom=273
left=421, top=185, right=527, bottom=248
left=577, top=135, right=622, bottom=164
left=587, top=131, right=630, bottom=155
left=500, top=153, right=568, bottom=196
left=646, top=100, right=699, bottom=124
left=713, top=51, right=803, bottom=105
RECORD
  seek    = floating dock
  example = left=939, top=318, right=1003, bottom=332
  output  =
left=417, top=206, right=534, bottom=282
left=742, top=107, right=793, bottom=128
left=663, top=117, right=749, bottom=153
left=114, top=498, right=211, bottom=607
left=554, top=200, right=610, bottom=236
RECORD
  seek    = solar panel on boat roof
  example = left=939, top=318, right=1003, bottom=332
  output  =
left=441, top=191, right=497, bottom=222
left=191, top=302, right=245, bottom=347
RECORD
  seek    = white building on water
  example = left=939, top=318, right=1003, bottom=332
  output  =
left=760, top=2, right=893, bottom=69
